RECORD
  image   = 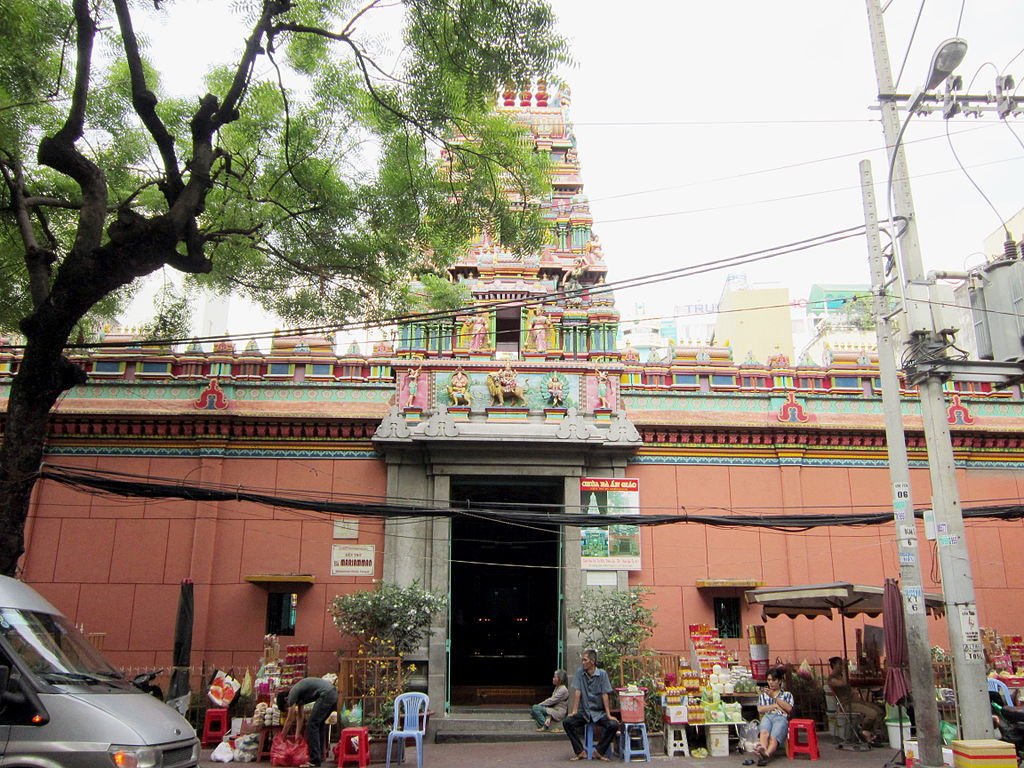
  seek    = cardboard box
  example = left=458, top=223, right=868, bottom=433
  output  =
left=708, top=724, right=730, bottom=757
left=952, top=739, right=1017, bottom=768
left=904, top=740, right=954, bottom=767
left=664, top=704, right=688, bottom=723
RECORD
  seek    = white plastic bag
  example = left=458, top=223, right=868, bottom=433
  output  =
left=211, top=741, right=235, bottom=762
left=208, top=670, right=241, bottom=707
left=232, top=733, right=259, bottom=763
left=742, top=719, right=761, bottom=753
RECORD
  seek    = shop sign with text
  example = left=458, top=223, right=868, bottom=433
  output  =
left=331, top=544, right=375, bottom=576
left=579, top=477, right=640, bottom=570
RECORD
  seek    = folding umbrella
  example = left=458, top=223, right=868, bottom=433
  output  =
left=166, top=579, right=194, bottom=716
left=882, top=578, right=910, bottom=706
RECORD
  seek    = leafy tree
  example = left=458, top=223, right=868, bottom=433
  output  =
left=329, top=580, right=447, bottom=656
left=568, top=587, right=656, bottom=679
left=0, top=0, right=567, bottom=575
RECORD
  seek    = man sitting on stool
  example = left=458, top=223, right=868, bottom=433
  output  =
left=564, top=649, right=619, bottom=761
left=277, top=675, right=339, bottom=768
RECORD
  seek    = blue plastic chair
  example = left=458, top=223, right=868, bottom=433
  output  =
left=988, top=677, right=1014, bottom=708
left=386, top=692, right=429, bottom=768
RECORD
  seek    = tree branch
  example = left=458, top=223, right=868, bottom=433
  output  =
left=111, top=0, right=183, bottom=203
left=36, top=0, right=108, bottom=257
left=0, top=158, right=52, bottom=306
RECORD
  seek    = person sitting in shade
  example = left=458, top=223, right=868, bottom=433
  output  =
left=276, top=675, right=339, bottom=768
left=754, top=666, right=794, bottom=766
left=828, top=656, right=884, bottom=746
left=563, top=649, right=619, bottom=761
left=531, top=669, right=569, bottom=731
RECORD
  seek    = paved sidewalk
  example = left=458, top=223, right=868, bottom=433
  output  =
left=201, top=732, right=902, bottom=768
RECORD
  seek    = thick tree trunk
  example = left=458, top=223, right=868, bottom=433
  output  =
left=0, top=332, right=86, bottom=576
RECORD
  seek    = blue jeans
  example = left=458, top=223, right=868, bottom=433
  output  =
left=759, top=712, right=789, bottom=744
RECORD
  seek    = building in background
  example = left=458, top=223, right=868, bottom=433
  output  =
left=712, top=276, right=795, bottom=364
left=795, top=283, right=875, bottom=365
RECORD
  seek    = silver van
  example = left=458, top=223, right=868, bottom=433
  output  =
left=0, top=575, right=199, bottom=768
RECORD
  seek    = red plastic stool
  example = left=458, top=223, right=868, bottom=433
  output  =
left=258, top=726, right=280, bottom=761
left=786, top=719, right=820, bottom=760
left=336, top=726, right=370, bottom=768
left=202, top=708, right=230, bottom=746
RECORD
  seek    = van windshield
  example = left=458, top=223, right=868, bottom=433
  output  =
left=0, top=607, right=122, bottom=682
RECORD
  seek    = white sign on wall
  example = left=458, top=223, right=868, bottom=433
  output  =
left=331, top=544, right=375, bottom=576
left=333, top=519, right=359, bottom=539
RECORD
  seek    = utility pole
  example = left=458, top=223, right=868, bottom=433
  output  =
left=860, top=159, right=943, bottom=767
left=865, top=0, right=993, bottom=739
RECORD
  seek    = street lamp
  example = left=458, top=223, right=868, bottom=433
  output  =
left=921, top=38, right=968, bottom=92
left=886, top=37, right=968, bottom=340
left=866, top=0, right=994, bottom=744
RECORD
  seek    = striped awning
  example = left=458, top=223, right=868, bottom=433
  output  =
left=744, top=582, right=945, bottom=620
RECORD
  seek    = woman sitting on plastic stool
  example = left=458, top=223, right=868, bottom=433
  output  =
left=754, top=667, right=794, bottom=766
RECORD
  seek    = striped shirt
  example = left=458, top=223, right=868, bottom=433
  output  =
left=758, top=689, right=794, bottom=712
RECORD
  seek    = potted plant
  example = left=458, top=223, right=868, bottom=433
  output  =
left=568, top=588, right=661, bottom=734
left=329, top=581, right=446, bottom=760
left=568, top=587, right=655, bottom=683
left=329, top=580, right=447, bottom=657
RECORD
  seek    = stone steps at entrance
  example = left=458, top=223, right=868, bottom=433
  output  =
left=434, top=707, right=566, bottom=743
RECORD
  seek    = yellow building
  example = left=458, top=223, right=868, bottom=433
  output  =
left=712, top=278, right=795, bottom=363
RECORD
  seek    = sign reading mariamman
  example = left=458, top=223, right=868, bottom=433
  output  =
left=331, top=544, right=375, bottom=576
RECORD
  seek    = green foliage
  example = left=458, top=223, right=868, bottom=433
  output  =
left=329, top=581, right=447, bottom=657
left=137, top=280, right=193, bottom=343
left=407, top=273, right=472, bottom=312
left=0, top=0, right=569, bottom=329
left=568, top=588, right=656, bottom=677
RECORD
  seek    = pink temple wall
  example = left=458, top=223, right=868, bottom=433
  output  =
left=22, top=453, right=1024, bottom=684
left=24, top=455, right=388, bottom=684
left=629, top=462, right=1024, bottom=665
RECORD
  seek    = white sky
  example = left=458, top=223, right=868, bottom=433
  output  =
left=128, top=0, right=1024, bottom=339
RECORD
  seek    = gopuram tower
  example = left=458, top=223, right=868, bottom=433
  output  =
left=372, top=80, right=642, bottom=710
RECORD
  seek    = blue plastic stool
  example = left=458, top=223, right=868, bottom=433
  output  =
left=584, top=722, right=596, bottom=759
left=620, top=722, right=650, bottom=762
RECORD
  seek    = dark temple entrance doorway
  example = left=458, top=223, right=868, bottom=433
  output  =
left=449, top=476, right=562, bottom=706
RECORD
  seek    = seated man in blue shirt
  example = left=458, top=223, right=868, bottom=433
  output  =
left=563, top=649, right=620, bottom=761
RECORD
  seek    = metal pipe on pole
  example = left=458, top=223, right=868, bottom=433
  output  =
left=864, top=0, right=993, bottom=739
left=860, top=158, right=943, bottom=767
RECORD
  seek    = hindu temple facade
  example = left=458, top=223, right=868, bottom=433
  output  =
left=3, top=82, right=1024, bottom=708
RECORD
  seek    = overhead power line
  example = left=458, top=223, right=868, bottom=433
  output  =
left=2, top=225, right=865, bottom=352
left=38, top=464, right=1024, bottom=534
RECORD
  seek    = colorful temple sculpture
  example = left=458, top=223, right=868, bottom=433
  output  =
left=3, top=81, right=1024, bottom=713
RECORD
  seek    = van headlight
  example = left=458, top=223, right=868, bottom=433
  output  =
left=109, top=747, right=162, bottom=768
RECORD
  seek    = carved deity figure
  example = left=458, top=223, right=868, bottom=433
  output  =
left=405, top=366, right=422, bottom=408
left=486, top=363, right=526, bottom=406
left=447, top=367, right=471, bottom=407
left=547, top=374, right=565, bottom=407
left=468, top=314, right=489, bottom=350
left=562, top=257, right=586, bottom=288
left=596, top=369, right=611, bottom=410
left=528, top=309, right=551, bottom=352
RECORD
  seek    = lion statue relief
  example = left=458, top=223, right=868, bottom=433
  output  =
left=486, top=370, right=527, bottom=407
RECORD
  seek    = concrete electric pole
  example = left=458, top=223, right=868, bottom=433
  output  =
left=864, top=0, right=993, bottom=740
left=860, top=159, right=944, bottom=767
